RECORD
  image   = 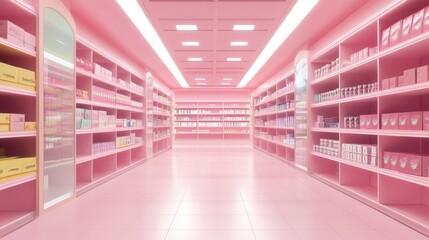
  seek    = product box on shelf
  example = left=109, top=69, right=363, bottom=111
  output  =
left=383, top=152, right=391, bottom=169
left=21, top=157, right=36, bottom=173
left=403, top=68, right=416, bottom=86
left=371, top=114, right=379, bottom=129
left=381, top=113, right=389, bottom=129
left=401, top=14, right=413, bottom=42
left=409, top=112, right=423, bottom=130
left=10, top=113, right=24, bottom=131
left=17, top=67, right=35, bottom=88
left=0, top=157, right=22, bottom=178
left=365, top=115, right=372, bottom=129
left=382, top=78, right=390, bottom=90
left=24, top=122, right=36, bottom=131
left=0, top=31, right=23, bottom=47
left=0, top=20, right=24, bottom=40
left=424, top=6, right=429, bottom=33
left=397, top=75, right=405, bottom=87
left=389, top=77, right=397, bottom=88
left=390, top=152, right=399, bottom=171
left=360, top=115, right=366, bottom=129
left=398, top=153, right=409, bottom=173
left=412, top=9, right=425, bottom=37
left=424, top=111, right=429, bottom=130
left=389, top=113, right=399, bottom=129
left=389, top=20, right=402, bottom=47
left=408, top=154, right=429, bottom=177
left=0, top=62, right=18, bottom=83
left=23, top=32, right=35, bottom=51
left=398, top=112, right=410, bottom=130
left=417, top=65, right=428, bottom=83
left=381, top=27, right=390, bottom=50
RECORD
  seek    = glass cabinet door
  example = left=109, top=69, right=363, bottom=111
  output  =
left=42, top=7, right=75, bottom=209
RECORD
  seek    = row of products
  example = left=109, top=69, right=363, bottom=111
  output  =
left=0, top=20, right=35, bottom=51
left=0, top=113, right=35, bottom=131
left=254, top=82, right=295, bottom=105
left=224, top=122, right=248, bottom=127
left=314, top=82, right=378, bottom=103
left=0, top=154, right=36, bottom=179
left=314, top=57, right=340, bottom=79
left=344, top=116, right=361, bottom=129
left=314, top=116, right=339, bottom=128
left=76, top=109, right=115, bottom=129
left=223, top=110, right=249, bottom=114
left=198, top=122, right=223, bottom=127
left=343, top=47, right=378, bottom=66
left=200, top=117, right=222, bottom=121
left=381, top=111, right=429, bottom=130
left=383, top=151, right=429, bottom=177
left=382, top=65, right=428, bottom=90
left=175, top=122, right=197, bottom=127
left=93, top=63, right=113, bottom=81
left=276, top=116, right=295, bottom=127
left=154, top=130, right=170, bottom=140
left=76, top=57, right=93, bottom=72
left=76, top=89, right=90, bottom=100
left=224, top=117, right=249, bottom=121
left=175, top=110, right=198, bottom=114
left=277, top=82, right=295, bottom=95
left=92, top=141, right=116, bottom=154
left=380, top=6, right=429, bottom=51
left=0, top=62, right=36, bottom=91
left=224, top=129, right=250, bottom=133
left=277, top=134, right=295, bottom=146
left=313, top=139, right=340, bottom=158
left=153, top=93, right=171, bottom=105
left=153, top=106, right=170, bottom=115
left=92, top=86, right=142, bottom=108
left=277, top=101, right=295, bottom=111
left=154, top=118, right=170, bottom=126
left=359, top=114, right=378, bottom=129
left=342, top=143, right=377, bottom=166
left=116, top=133, right=139, bottom=148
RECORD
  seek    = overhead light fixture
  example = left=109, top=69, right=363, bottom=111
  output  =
left=231, top=41, right=248, bottom=46
left=223, top=78, right=233, bottom=81
left=182, top=41, right=200, bottom=46
left=233, top=25, right=255, bottom=31
left=176, top=25, right=198, bottom=31
left=188, top=58, right=202, bottom=62
left=195, top=78, right=205, bottom=81
left=116, top=0, right=189, bottom=87
left=221, top=82, right=231, bottom=85
left=227, top=58, right=242, bottom=62
left=237, top=0, right=319, bottom=87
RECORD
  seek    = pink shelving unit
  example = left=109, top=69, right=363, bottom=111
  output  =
left=174, top=101, right=250, bottom=140
left=308, top=0, right=429, bottom=236
left=153, top=87, right=173, bottom=156
left=75, top=40, right=146, bottom=195
left=0, top=1, right=37, bottom=237
left=252, top=71, right=295, bottom=164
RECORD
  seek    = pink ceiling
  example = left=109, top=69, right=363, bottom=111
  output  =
left=66, top=0, right=368, bottom=90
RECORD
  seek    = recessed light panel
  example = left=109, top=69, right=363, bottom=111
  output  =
left=223, top=78, right=233, bottom=81
left=188, top=58, right=203, bottom=62
left=231, top=41, right=248, bottom=46
left=227, top=58, right=242, bottom=62
left=195, top=78, right=206, bottom=81
left=176, top=25, right=197, bottom=31
left=182, top=41, right=200, bottom=46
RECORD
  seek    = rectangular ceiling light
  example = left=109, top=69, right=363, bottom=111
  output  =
left=176, top=25, right=198, bottom=31
left=237, top=0, right=319, bottom=88
left=231, top=41, right=248, bottom=46
left=116, top=0, right=189, bottom=87
left=233, top=25, right=255, bottom=31
left=227, top=58, right=242, bottom=62
left=188, top=58, right=203, bottom=62
left=223, top=78, right=233, bottom=81
left=195, top=78, right=205, bottom=81
left=182, top=41, right=200, bottom=46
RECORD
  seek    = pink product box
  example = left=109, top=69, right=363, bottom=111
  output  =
left=360, top=115, right=366, bottom=129
left=403, top=68, right=416, bottom=86
left=390, top=152, right=399, bottom=171
left=0, top=31, right=23, bottom=47
left=397, top=75, right=405, bottom=87
left=383, top=151, right=391, bottom=169
left=382, top=78, right=390, bottom=90
left=389, top=20, right=403, bottom=47
left=365, top=115, right=372, bottom=129
left=423, top=111, right=429, bottom=130
left=24, top=31, right=35, bottom=49
left=409, top=111, right=423, bottom=130
left=0, top=20, right=25, bottom=40
left=408, top=154, right=429, bottom=177
left=368, top=47, right=378, bottom=56
left=389, top=77, right=397, bottom=88
left=398, top=153, right=409, bottom=173
left=381, top=113, right=389, bottom=129
left=417, top=65, right=429, bottom=83
left=389, top=113, right=399, bottom=129
left=398, top=112, right=410, bottom=130
left=9, top=113, right=25, bottom=131
left=371, top=114, right=379, bottom=129
left=381, top=27, right=390, bottom=50
left=424, top=6, right=429, bottom=33
left=412, top=9, right=425, bottom=37
left=401, top=14, right=413, bottom=42
left=92, top=110, right=99, bottom=128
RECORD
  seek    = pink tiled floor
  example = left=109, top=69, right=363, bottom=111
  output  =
left=3, top=140, right=429, bottom=239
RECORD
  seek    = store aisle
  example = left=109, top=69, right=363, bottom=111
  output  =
left=4, top=140, right=428, bottom=240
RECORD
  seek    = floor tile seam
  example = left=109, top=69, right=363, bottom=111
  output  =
left=164, top=191, right=187, bottom=240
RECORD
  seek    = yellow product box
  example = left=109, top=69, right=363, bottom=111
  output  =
left=21, top=157, right=36, bottom=173
left=17, top=67, right=35, bottom=87
left=0, top=113, right=10, bottom=124
left=0, top=124, right=9, bottom=131
left=0, top=157, right=21, bottom=178
left=0, top=79, right=35, bottom=91
left=0, top=62, right=18, bottom=83
left=24, top=122, right=36, bottom=131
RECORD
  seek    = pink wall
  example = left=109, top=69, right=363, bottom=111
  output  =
left=174, top=89, right=251, bottom=102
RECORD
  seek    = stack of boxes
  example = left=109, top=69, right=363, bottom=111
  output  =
left=0, top=62, right=36, bottom=91
left=314, top=57, right=340, bottom=79
left=313, top=139, right=340, bottom=158
left=343, top=47, right=378, bottom=67
left=0, top=20, right=35, bottom=51
left=359, top=114, right=379, bottom=129
left=342, top=143, right=377, bottom=166
left=116, top=133, right=136, bottom=148
left=76, top=108, right=92, bottom=129
left=381, top=111, right=428, bottom=130
left=383, top=151, right=429, bottom=177
left=314, top=115, right=339, bottom=128
left=92, top=142, right=116, bottom=154
left=0, top=113, right=27, bottom=131
left=381, top=65, right=428, bottom=90
left=92, top=86, right=116, bottom=105
left=93, top=63, right=113, bottom=81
